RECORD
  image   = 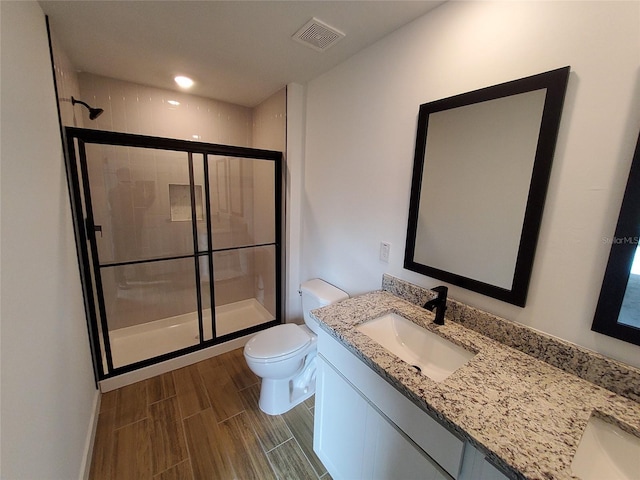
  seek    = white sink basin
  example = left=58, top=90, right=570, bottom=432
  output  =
left=571, top=415, right=640, bottom=480
left=356, top=312, right=475, bottom=382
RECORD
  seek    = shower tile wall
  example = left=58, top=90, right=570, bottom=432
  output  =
left=49, top=31, right=83, bottom=127
left=71, top=73, right=285, bottom=333
left=253, top=88, right=286, bottom=152
left=77, top=73, right=253, bottom=147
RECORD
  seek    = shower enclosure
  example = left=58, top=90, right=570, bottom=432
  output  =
left=65, top=127, right=282, bottom=379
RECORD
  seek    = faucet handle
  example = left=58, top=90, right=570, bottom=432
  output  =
left=431, top=285, right=448, bottom=298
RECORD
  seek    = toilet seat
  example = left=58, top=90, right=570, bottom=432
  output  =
left=244, top=324, right=312, bottom=363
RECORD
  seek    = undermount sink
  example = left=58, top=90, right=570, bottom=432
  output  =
left=356, top=312, right=475, bottom=382
left=571, top=415, right=640, bottom=480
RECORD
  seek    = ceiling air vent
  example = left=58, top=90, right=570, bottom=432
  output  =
left=292, top=18, right=345, bottom=52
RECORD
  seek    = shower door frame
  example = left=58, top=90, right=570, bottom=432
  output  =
left=64, top=127, right=283, bottom=380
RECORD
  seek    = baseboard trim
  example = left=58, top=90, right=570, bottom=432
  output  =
left=80, top=389, right=101, bottom=480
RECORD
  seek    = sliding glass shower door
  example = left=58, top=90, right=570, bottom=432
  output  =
left=65, top=128, right=282, bottom=379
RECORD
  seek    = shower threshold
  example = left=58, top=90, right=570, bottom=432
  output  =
left=104, top=298, right=273, bottom=369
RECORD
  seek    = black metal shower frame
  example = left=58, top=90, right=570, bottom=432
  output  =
left=64, top=127, right=283, bottom=380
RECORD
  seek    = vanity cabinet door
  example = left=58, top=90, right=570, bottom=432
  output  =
left=314, top=355, right=372, bottom=479
left=315, top=355, right=450, bottom=480
left=370, top=410, right=450, bottom=480
left=459, top=442, right=510, bottom=480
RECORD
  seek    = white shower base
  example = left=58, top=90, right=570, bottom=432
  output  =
left=105, top=298, right=274, bottom=368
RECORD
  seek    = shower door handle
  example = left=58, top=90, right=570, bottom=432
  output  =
left=85, top=219, right=103, bottom=238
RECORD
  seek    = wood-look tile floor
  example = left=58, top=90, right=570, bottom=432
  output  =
left=89, top=348, right=332, bottom=480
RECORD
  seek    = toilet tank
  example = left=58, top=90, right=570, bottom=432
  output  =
left=300, top=279, right=349, bottom=333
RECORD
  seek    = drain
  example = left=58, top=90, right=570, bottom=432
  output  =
left=411, top=364, right=422, bottom=373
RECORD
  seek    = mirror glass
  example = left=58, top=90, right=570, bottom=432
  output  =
left=592, top=130, right=640, bottom=346
left=619, top=246, right=640, bottom=328
left=405, top=67, right=570, bottom=306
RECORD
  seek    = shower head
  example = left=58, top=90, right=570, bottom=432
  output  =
left=71, top=96, right=104, bottom=120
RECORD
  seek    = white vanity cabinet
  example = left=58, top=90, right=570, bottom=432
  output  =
left=314, top=328, right=463, bottom=479
left=459, top=444, right=510, bottom=480
left=314, top=328, right=510, bottom=480
left=315, top=355, right=450, bottom=480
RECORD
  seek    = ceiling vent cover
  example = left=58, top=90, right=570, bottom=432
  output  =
left=293, top=18, right=345, bottom=52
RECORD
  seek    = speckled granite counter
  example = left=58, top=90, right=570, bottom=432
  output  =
left=310, top=289, right=640, bottom=480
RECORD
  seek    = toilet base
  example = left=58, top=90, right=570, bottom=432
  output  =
left=258, top=354, right=317, bottom=415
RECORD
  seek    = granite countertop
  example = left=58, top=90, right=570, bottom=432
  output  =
left=311, top=290, right=640, bottom=480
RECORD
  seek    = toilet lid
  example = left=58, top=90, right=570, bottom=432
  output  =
left=245, top=324, right=311, bottom=359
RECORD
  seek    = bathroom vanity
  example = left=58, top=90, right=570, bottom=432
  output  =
left=315, top=325, right=504, bottom=480
left=311, top=277, right=640, bottom=480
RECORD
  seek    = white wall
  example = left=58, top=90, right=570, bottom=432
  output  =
left=302, top=1, right=640, bottom=367
left=0, top=2, right=98, bottom=478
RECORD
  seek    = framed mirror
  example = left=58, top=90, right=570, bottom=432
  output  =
left=404, top=67, right=570, bottom=306
left=592, top=130, right=640, bottom=346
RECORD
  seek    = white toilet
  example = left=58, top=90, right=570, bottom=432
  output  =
left=243, top=278, right=349, bottom=415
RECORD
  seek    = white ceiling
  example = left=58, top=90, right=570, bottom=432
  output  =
left=40, top=1, right=445, bottom=107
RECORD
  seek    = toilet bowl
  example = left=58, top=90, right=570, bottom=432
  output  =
left=244, top=279, right=348, bottom=415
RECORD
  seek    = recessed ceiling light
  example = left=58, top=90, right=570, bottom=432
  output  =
left=174, top=76, right=194, bottom=89
left=167, top=100, right=180, bottom=106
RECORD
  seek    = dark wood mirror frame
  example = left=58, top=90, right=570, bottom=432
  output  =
left=404, top=67, right=570, bottom=306
left=592, top=130, right=640, bottom=346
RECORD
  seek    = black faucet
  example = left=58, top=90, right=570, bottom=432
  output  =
left=423, top=286, right=448, bottom=325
